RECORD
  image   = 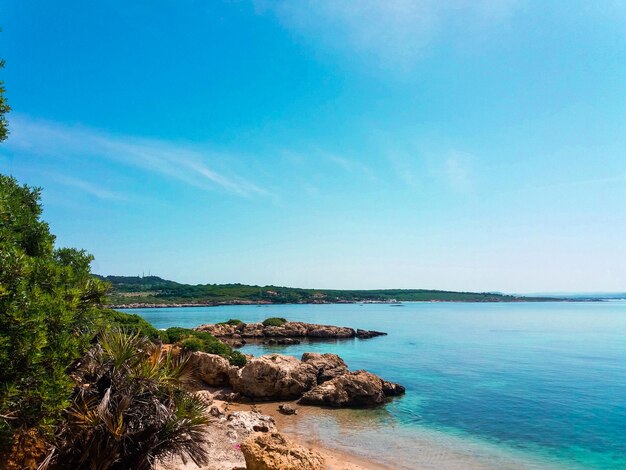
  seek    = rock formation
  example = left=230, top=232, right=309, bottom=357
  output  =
left=228, top=354, right=317, bottom=399
left=188, top=351, right=232, bottom=386
left=187, top=349, right=405, bottom=406
left=195, top=321, right=386, bottom=346
left=299, top=370, right=404, bottom=407
left=301, top=352, right=349, bottom=384
left=240, top=432, right=325, bottom=470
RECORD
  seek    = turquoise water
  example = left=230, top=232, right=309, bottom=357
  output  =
left=127, top=301, right=626, bottom=469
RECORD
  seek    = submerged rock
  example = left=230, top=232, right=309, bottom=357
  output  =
left=264, top=338, right=301, bottom=346
left=355, top=329, right=388, bottom=339
left=299, top=370, right=400, bottom=407
left=229, top=354, right=317, bottom=399
left=241, top=432, right=325, bottom=470
left=301, top=352, right=349, bottom=384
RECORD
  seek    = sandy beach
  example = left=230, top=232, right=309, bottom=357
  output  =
left=228, top=400, right=396, bottom=470
left=156, top=395, right=393, bottom=470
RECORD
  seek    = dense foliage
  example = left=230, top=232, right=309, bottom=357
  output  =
left=163, top=327, right=246, bottom=366
left=0, top=54, right=9, bottom=142
left=52, top=330, right=210, bottom=470
left=262, top=317, right=287, bottom=327
left=100, top=275, right=556, bottom=305
left=0, top=175, right=108, bottom=445
left=0, top=175, right=226, bottom=468
left=103, top=309, right=168, bottom=342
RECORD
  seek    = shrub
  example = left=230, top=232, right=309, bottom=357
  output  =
left=262, top=317, right=288, bottom=327
left=229, top=351, right=247, bottom=367
left=166, top=327, right=246, bottom=366
left=53, top=330, right=210, bottom=469
left=180, top=337, right=203, bottom=352
left=103, top=310, right=168, bottom=342
left=217, top=318, right=245, bottom=326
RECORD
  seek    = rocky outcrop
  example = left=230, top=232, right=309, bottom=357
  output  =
left=382, top=380, right=406, bottom=396
left=278, top=403, right=297, bottom=415
left=299, top=370, right=404, bottom=407
left=229, top=354, right=317, bottom=399
left=195, top=321, right=386, bottom=346
left=356, top=329, right=387, bottom=339
left=241, top=432, right=325, bottom=470
left=301, top=352, right=349, bottom=384
left=188, top=351, right=232, bottom=386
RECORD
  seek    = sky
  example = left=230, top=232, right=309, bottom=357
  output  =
left=1, top=0, right=625, bottom=293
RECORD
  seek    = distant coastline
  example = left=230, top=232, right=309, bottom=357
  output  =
left=99, top=275, right=576, bottom=309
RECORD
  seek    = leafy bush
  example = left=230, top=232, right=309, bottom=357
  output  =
left=103, top=309, right=168, bottom=342
left=262, top=317, right=288, bottom=327
left=53, top=330, right=210, bottom=469
left=217, top=318, right=245, bottom=326
left=0, top=175, right=108, bottom=448
left=165, top=327, right=246, bottom=366
left=180, top=337, right=204, bottom=352
left=229, top=350, right=247, bottom=367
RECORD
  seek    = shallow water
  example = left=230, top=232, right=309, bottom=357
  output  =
left=127, top=301, right=626, bottom=469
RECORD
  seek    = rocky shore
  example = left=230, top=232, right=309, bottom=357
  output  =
left=195, top=321, right=387, bottom=347
left=106, top=300, right=402, bottom=309
left=188, top=350, right=404, bottom=405
left=159, top=350, right=405, bottom=470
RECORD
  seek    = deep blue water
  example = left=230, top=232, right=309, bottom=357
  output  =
left=127, top=301, right=626, bottom=469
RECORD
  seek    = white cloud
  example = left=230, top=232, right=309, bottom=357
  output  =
left=52, top=174, right=128, bottom=201
left=5, top=115, right=267, bottom=197
left=255, top=0, right=520, bottom=68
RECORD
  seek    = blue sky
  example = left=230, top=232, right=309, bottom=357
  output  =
left=1, top=1, right=625, bottom=292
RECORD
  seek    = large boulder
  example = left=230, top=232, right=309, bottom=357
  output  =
left=299, top=370, right=388, bottom=407
left=195, top=323, right=238, bottom=336
left=188, top=351, right=232, bottom=386
left=241, top=432, right=325, bottom=470
left=305, top=323, right=355, bottom=338
left=229, top=354, right=317, bottom=399
left=264, top=322, right=308, bottom=337
left=301, top=352, right=349, bottom=383
left=241, top=323, right=265, bottom=338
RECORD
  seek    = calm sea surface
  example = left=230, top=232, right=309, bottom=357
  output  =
left=127, top=301, right=626, bottom=469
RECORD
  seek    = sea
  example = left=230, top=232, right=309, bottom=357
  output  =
left=125, top=301, right=626, bottom=469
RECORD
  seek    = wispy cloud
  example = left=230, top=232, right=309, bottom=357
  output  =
left=52, top=174, right=128, bottom=201
left=442, top=150, right=474, bottom=193
left=255, top=0, right=520, bottom=68
left=5, top=115, right=267, bottom=198
left=325, top=154, right=378, bottom=182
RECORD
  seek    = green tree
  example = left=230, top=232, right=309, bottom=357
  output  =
left=0, top=48, right=10, bottom=142
left=0, top=175, right=108, bottom=447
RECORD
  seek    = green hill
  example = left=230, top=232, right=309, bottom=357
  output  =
left=97, top=275, right=560, bottom=306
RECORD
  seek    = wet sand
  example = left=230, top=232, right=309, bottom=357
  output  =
left=228, top=400, right=396, bottom=470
